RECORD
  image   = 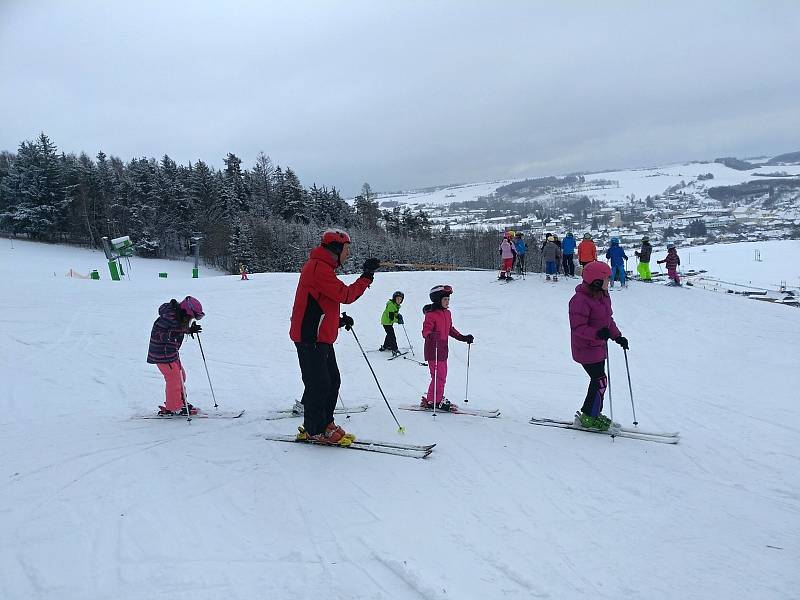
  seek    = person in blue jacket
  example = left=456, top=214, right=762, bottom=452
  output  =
left=605, top=237, right=628, bottom=288
left=561, top=232, right=577, bottom=277
left=514, top=232, right=527, bottom=275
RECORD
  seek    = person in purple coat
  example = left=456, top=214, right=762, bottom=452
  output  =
left=568, top=262, right=629, bottom=431
left=147, top=296, right=204, bottom=415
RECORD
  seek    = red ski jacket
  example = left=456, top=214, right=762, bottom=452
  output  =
left=289, top=246, right=371, bottom=344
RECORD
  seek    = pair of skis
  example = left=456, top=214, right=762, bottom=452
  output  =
left=265, top=404, right=369, bottom=420
left=134, top=409, right=246, bottom=419
left=398, top=404, right=500, bottom=418
left=529, top=416, right=679, bottom=444
left=264, top=434, right=435, bottom=459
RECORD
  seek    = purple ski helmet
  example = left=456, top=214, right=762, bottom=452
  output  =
left=179, top=296, right=204, bottom=320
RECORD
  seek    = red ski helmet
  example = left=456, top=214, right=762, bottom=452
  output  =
left=581, top=261, right=611, bottom=288
left=179, top=296, right=204, bottom=320
left=321, top=228, right=351, bottom=246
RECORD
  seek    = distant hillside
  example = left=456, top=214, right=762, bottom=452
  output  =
left=714, top=157, right=756, bottom=171
left=766, top=150, right=800, bottom=166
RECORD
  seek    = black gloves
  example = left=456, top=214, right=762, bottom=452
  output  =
left=596, top=327, right=611, bottom=340
left=361, top=258, right=381, bottom=280
left=464, top=334, right=474, bottom=344
left=614, top=336, right=629, bottom=350
left=188, top=322, right=202, bottom=338
left=396, top=314, right=404, bottom=325
left=339, top=312, right=354, bottom=331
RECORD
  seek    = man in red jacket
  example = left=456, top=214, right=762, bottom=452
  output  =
left=290, top=229, right=380, bottom=445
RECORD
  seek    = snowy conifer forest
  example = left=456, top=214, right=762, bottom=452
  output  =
left=0, top=134, right=505, bottom=273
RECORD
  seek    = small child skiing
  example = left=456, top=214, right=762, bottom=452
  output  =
left=498, top=232, right=516, bottom=280
left=542, top=235, right=563, bottom=281
left=380, top=290, right=405, bottom=356
left=605, top=237, right=628, bottom=288
left=561, top=231, right=577, bottom=277
left=421, top=285, right=473, bottom=411
left=657, top=242, right=681, bottom=286
left=634, top=236, right=653, bottom=282
left=514, top=232, right=527, bottom=275
left=568, top=262, right=629, bottom=432
left=239, top=264, right=249, bottom=280
left=577, top=233, right=598, bottom=268
left=147, top=296, right=204, bottom=415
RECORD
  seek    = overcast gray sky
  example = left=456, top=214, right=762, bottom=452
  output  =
left=1, top=1, right=799, bottom=195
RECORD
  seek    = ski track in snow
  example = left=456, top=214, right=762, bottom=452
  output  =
left=0, top=238, right=799, bottom=599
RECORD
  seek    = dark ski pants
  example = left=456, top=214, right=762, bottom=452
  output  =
left=382, top=324, right=398, bottom=352
left=295, top=342, right=340, bottom=436
left=580, top=361, right=608, bottom=417
left=516, top=254, right=526, bottom=274
left=562, top=254, right=575, bottom=276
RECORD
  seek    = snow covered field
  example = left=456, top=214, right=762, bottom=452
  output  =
left=383, top=162, right=800, bottom=208
left=1, top=239, right=799, bottom=599
left=680, top=239, right=800, bottom=290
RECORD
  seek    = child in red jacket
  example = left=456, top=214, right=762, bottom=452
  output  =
left=420, top=285, right=474, bottom=411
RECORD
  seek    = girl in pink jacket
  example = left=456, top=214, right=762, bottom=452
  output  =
left=420, top=285, right=474, bottom=411
left=568, top=262, right=628, bottom=431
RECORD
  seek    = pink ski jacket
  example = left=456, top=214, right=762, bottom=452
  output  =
left=422, top=305, right=466, bottom=362
left=499, top=239, right=515, bottom=259
left=568, top=283, right=621, bottom=365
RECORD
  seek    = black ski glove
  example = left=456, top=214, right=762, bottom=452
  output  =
left=464, top=334, right=474, bottom=344
left=596, top=327, right=611, bottom=341
left=396, top=314, right=404, bottom=325
left=614, top=336, right=629, bottom=350
left=339, top=312, right=354, bottom=331
left=361, top=258, right=381, bottom=280
left=188, top=322, right=202, bottom=338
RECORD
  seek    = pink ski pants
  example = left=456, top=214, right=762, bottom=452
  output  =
left=667, top=267, right=681, bottom=284
left=426, top=359, right=448, bottom=404
left=157, top=360, right=186, bottom=411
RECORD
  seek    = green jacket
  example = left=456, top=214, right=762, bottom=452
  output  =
left=381, top=299, right=401, bottom=326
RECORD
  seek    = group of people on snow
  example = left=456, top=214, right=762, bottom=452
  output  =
left=147, top=227, right=682, bottom=446
left=499, top=230, right=682, bottom=288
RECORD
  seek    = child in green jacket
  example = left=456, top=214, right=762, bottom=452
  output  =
left=379, top=291, right=405, bottom=356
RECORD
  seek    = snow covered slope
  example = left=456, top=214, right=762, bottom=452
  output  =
left=1, top=240, right=799, bottom=599
left=382, top=162, right=800, bottom=208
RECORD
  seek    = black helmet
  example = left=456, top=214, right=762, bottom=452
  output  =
left=429, top=284, right=453, bottom=305
left=392, top=290, right=404, bottom=301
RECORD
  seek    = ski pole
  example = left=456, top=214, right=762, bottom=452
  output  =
left=464, top=343, right=471, bottom=403
left=606, top=342, right=614, bottom=439
left=195, top=332, right=218, bottom=409
left=433, top=343, right=439, bottom=417
left=623, top=348, right=638, bottom=426
left=337, top=393, right=350, bottom=420
left=179, top=368, right=192, bottom=423
left=401, top=322, right=416, bottom=357
left=347, top=322, right=405, bottom=433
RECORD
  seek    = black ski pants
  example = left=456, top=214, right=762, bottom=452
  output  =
left=580, top=360, right=608, bottom=417
left=295, top=342, right=340, bottom=436
left=382, top=324, right=398, bottom=352
left=562, top=254, right=575, bottom=277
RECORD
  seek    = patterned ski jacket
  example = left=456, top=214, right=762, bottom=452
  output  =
left=381, top=299, right=402, bottom=326
left=658, top=248, right=681, bottom=270
left=568, top=284, right=621, bottom=365
left=289, top=246, right=371, bottom=344
left=421, top=305, right=466, bottom=362
left=577, top=240, right=597, bottom=263
left=147, top=302, right=189, bottom=364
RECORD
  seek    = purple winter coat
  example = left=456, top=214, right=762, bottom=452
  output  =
left=147, top=302, right=189, bottom=364
left=568, top=284, right=621, bottom=365
left=421, top=305, right=466, bottom=362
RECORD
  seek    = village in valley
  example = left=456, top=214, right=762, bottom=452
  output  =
left=376, top=152, right=800, bottom=253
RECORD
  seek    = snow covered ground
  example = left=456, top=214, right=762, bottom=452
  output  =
left=1, top=239, right=799, bottom=599
left=680, top=239, right=800, bottom=290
